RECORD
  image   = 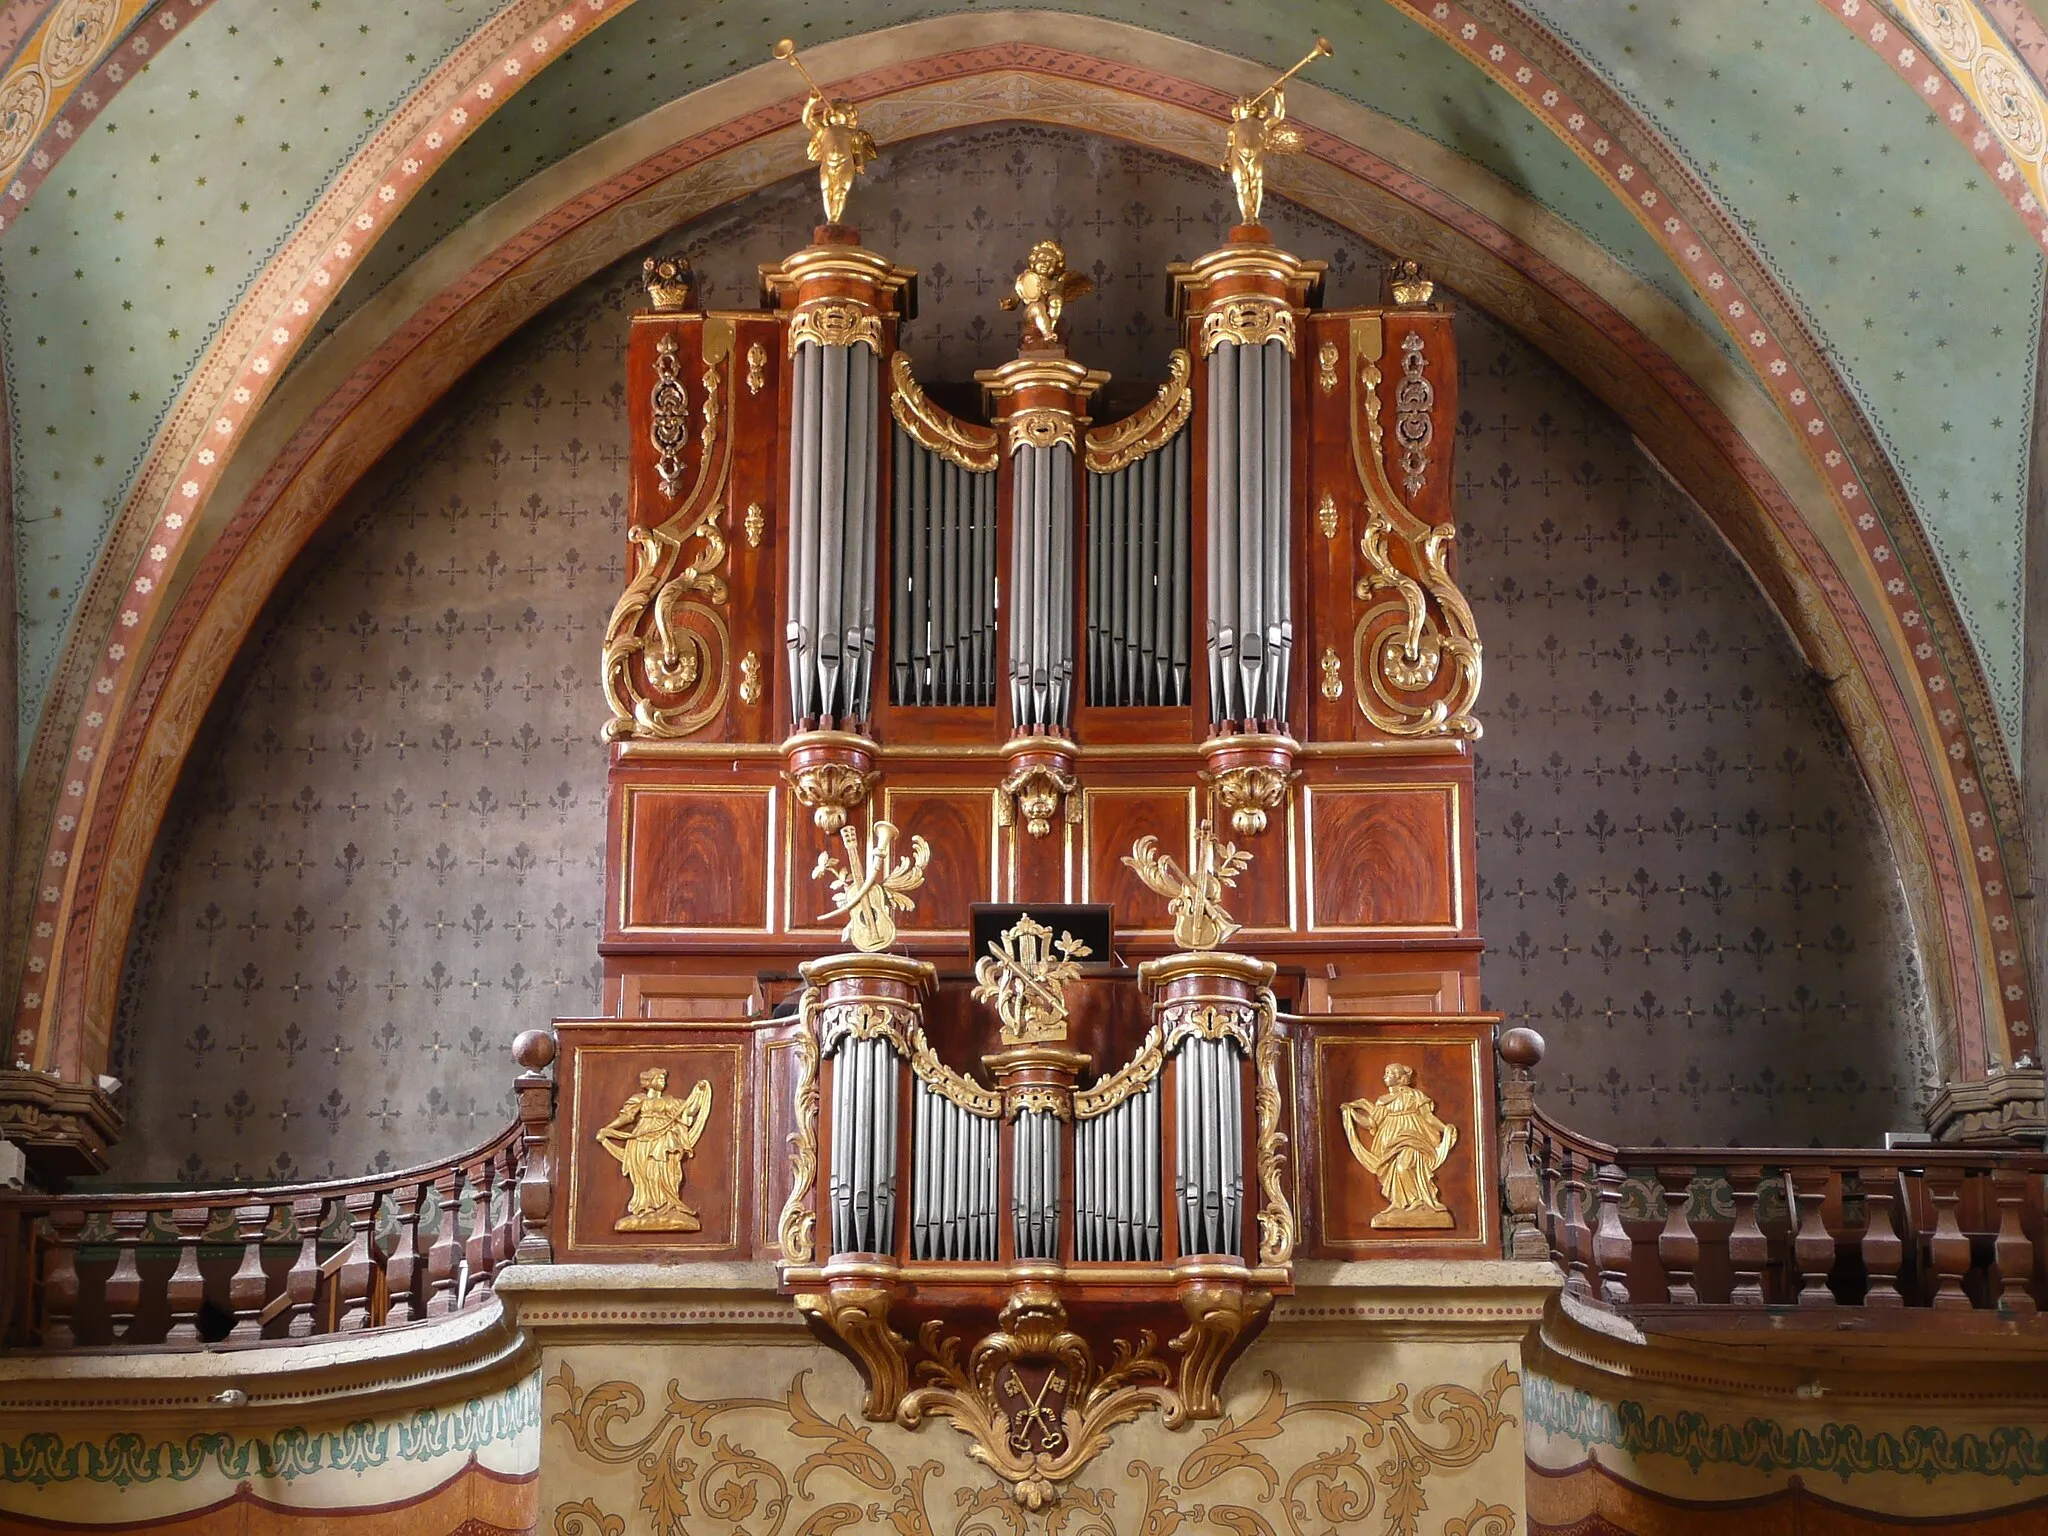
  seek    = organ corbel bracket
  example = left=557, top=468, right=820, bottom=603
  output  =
left=602, top=319, right=737, bottom=741
left=890, top=352, right=999, bottom=471
left=1199, top=294, right=1296, bottom=356
left=996, top=742, right=1081, bottom=839
left=1201, top=732, right=1299, bottom=837
left=1347, top=313, right=1482, bottom=739
left=1084, top=349, right=1192, bottom=472
left=783, top=730, right=878, bottom=833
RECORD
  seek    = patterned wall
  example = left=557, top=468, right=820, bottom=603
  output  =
left=106, top=125, right=1931, bottom=1184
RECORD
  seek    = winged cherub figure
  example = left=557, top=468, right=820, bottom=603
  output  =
left=1122, top=820, right=1253, bottom=952
left=814, top=819, right=931, bottom=953
left=776, top=39, right=877, bottom=225
left=1224, top=91, right=1304, bottom=226
left=1000, top=240, right=1094, bottom=346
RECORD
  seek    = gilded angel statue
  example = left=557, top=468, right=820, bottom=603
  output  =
left=814, top=819, right=931, bottom=952
left=776, top=39, right=877, bottom=225
left=1223, top=38, right=1329, bottom=225
left=1000, top=239, right=1093, bottom=346
left=1122, top=820, right=1253, bottom=952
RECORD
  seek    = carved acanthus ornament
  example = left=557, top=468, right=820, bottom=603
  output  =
left=813, top=819, right=931, bottom=953
left=775, top=1003, right=821, bottom=1262
left=1083, top=349, right=1192, bottom=473
left=1198, top=294, right=1296, bottom=356
left=974, top=916, right=1090, bottom=1045
left=817, top=998, right=917, bottom=1056
left=1251, top=995, right=1293, bottom=1264
left=745, top=340, right=767, bottom=395
left=1161, top=999, right=1258, bottom=1056
left=1203, top=761, right=1298, bottom=837
left=1122, top=822, right=1252, bottom=951
left=738, top=650, right=762, bottom=705
left=743, top=500, right=765, bottom=548
left=601, top=320, right=736, bottom=741
left=786, top=759, right=875, bottom=833
left=789, top=298, right=883, bottom=355
left=1320, top=646, right=1343, bottom=700
left=908, top=1027, right=1002, bottom=1116
left=1348, top=316, right=1481, bottom=738
left=890, top=351, right=999, bottom=471
left=996, top=760, right=1079, bottom=838
left=1316, top=338, right=1340, bottom=393
left=1005, top=404, right=1079, bottom=455
left=1316, top=491, right=1339, bottom=539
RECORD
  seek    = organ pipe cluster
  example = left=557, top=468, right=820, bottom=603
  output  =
left=1205, top=336, right=1294, bottom=727
left=1073, top=1078, right=1163, bottom=1261
left=891, top=431, right=1000, bottom=707
left=1011, top=1108, right=1064, bottom=1259
left=912, top=1083, right=999, bottom=1260
left=1086, top=430, right=1192, bottom=708
left=1007, top=440, right=1080, bottom=729
left=1174, top=1032, right=1245, bottom=1256
left=825, top=1029, right=900, bottom=1254
left=786, top=336, right=883, bottom=727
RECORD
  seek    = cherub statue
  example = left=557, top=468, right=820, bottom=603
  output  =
left=814, top=819, right=931, bottom=952
left=1000, top=239, right=1093, bottom=346
left=1223, top=38, right=1329, bottom=225
left=776, top=39, right=877, bottom=225
left=1122, top=820, right=1253, bottom=953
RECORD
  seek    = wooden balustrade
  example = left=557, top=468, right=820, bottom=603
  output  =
left=0, top=1118, right=529, bottom=1351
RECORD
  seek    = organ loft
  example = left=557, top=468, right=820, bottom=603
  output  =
left=4, top=22, right=2048, bottom=1536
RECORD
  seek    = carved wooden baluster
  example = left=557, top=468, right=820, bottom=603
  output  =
left=344, top=1189, right=388, bottom=1329
left=1788, top=1167, right=1838, bottom=1307
left=37, top=1210, right=87, bottom=1348
left=1654, top=1166, right=1699, bottom=1305
left=423, top=1174, right=462, bottom=1315
left=1498, top=1028, right=1547, bottom=1261
left=1924, top=1164, right=1974, bottom=1311
left=464, top=1162, right=497, bottom=1299
left=371, top=1188, right=411, bottom=1324
left=1592, top=1163, right=1632, bottom=1306
left=273, top=1197, right=321, bottom=1337
left=1991, top=1167, right=2037, bottom=1319
left=1559, top=1150, right=1595, bottom=1300
left=104, top=1209, right=149, bottom=1343
left=1860, top=1171, right=1905, bottom=1308
left=1533, top=1126, right=1564, bottom=1269
left=224, top=1202, right=274, bottom=1342
left=494, top=1139, right=525, bottom=1271
left=311, top=1196, right=353, bottom=1334
left=1725, top=1164, right=1767, bottom=1306
left=513, top=1033, right=557, bottom=1263
left=389, top=1182, right=430, bottom=1324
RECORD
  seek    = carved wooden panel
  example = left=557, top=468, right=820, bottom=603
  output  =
left=557, top=1025, right=755, bottom=1261
left=1297, top=1019, right=1494, bottom=1257
left=1080, top=786, right=1197, bottom=938
left=1299, top=969, right=1465, bottom=1015
left=620, top=972, right=764, bottom=1021
left=1302, top=784, right=1460, bottom=931
left=619, top=786, right=773, bottom=932
left=879, top=787, right=996, bottom=936
left=1205, top=782, right=1297, bottom=934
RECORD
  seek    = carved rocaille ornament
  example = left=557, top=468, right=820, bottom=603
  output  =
left=1198, top=293, right=1296, bottom=356
left=996, top=759, right=1080, bottom=837
left=974, top=915, right=1090, bottom=1044
left=797, top=1285, right=1272, bottom=1510
left=786, top=759, right=874, bottom=833
left=1083, top=349, right=1191, bottom=473
left=1202, top=761, right=1299, bottom=837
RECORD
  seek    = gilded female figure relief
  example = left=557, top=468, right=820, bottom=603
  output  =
left=1341, top=1064, right=1457, bottom=1228
left=596, top=1069, right=715, bottom=1232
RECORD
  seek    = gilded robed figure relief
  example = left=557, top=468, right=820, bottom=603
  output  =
left=596, top=1069, right=715, bottom=1232
left=1342, top=1064, right=1457, bottom=1228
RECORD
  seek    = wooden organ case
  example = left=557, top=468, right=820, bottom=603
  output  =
left=551, top=65, right=1494, bottom=1504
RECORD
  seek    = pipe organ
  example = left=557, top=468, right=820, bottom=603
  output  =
left=559, top=38, right=1502, bottom=1505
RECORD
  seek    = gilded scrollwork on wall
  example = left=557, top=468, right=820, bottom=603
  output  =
left=601, top=319, right=738, bottom=741
left=1347, top=316, right=1480, bottom=740
left=546, top=1354, right=1521, bottom=1536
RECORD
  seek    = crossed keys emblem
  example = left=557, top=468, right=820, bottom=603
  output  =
left=1001, top=1366, right=1070, bottom=1456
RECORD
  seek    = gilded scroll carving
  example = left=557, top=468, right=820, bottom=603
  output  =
left=601, top=321, right=737, bottom=741
left=1083, top=349, right=1192, bottom=473
left=776, top=1007, right=821, bottom=1262
left=974, top=915, right=1090, bottom=1045
left=546, top=1354, right=1520, bottom=1536
left=891, top=351, right=1000, bottom=471
left=790, top=299, right=884, bottom=354
left=1073, top=1025, right=1165, bottom=1119
left=1123, top=822, right=1251, bottom=952
left=1348, top=318, right=1481, bottom=739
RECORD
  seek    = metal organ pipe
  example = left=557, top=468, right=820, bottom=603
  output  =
left=1086, top=429, right=1191, bottom=708
left=890, top=430, right=998, bottom=707
left=1204, top=337, right=1292, bottom=728
left=787, top=339, right=882, bottom=726
left=1172, top=1035, right=1246, bottom=1258
left=1008, top=442, right=1077, bottom=731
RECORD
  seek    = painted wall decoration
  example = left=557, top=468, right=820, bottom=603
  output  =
left=108, top=124, right=1930, bottom=1184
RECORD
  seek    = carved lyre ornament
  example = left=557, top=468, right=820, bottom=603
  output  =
left=973, top=915, right=1091, bottom=1044
left=813, top=819, right=931, bottom=952
left=602, top=319, right=737, bottom=741
left=1122, top=821, right=1252, bottom=952
left=1347, top=314, right=1482, bottom=738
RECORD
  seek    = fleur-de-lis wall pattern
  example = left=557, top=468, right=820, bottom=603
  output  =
left=107, top=126, right=1929, bottom=1184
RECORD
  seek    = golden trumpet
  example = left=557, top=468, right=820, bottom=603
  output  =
left=1245, top=36, right=1332, bottom=112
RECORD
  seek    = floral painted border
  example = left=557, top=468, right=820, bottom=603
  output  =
left=0, top=1370, right=538, bottom=1489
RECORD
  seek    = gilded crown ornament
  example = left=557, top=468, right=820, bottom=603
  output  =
left=1123, top=820, right=1253, bottom=952
left=1224, top=37, right=1329, bottom=225
left=1389, top=258, right=1436, bottom=307
left=775, top=39, right=877, bottom=226
left=813, top=819, right=930, bottom=952
left=973, top=915, right=1091, bottom=1044
left=999, top=240, right=1093, bottom=346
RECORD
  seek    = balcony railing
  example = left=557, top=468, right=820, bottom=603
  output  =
left=1501, top=1028, right=2048, bottom=1324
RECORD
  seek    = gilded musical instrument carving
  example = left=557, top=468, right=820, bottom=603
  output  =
left=595, top=1069, right=713, bottom=1232
left=1000, top=239, right=1093, bottom=346
left=1223, top=38, right=1329, bottom=224
left=1123, top=821, right=1251, bottom=952
left=973, top=915, right=1091, bottom=1045
left=1342, top=1063, right=1457, bottom=1229
left=814, top=819, right=930, bottom=952
left=775, top=39, right=876, bottom=225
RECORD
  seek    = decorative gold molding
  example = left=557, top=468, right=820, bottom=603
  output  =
left=1252, top=993, right=1294, bottom=1265
left=786, top=759, right=875, bottom=834
left=1003, top=1082, right=1075, bottom=1122
left=973, top=915, right=1090, bottom=1044
left=1348, top=318, right=1482, bottom=739
left=789, top=298, right=884, bottom=355
left=908, top=1026, right=1002, bottom=1116
left=743, top=501, right=765, bottom=548
left=1319, top=646, right=1343, bottom=700
left=1201, top=762, right=1297, bottom=837
left=1161, top=998, right=1257, bottom=1055
left=818, top=998, right=917, bottom=1057
left=1083, top=349, right=1192, bottom=472
left=1317, top=338, right=1340, bottom=394
left=1198, top=294, right=1296, bottom=356
left=1317, top=491, right=1339, bottom=540
left=1073, top=1025, right=1165, bottom=1119
left=996, top=760, right=1080, bottom=838
left=745, top=341, right=766, bottom=395
left=1006, top=404, right=1079, bottom=455
left=1395, top=330, right=1435, bottom=499
left=776, top=1001, right=821, bottom=1263
left=889, top=351, right=1000, bottom=472
left=738, top=650, right=762, bottom=705
left=649, top=333, right=689, bottom=500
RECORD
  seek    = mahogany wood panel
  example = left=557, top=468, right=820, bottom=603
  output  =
left=1303, top=784, right=1459, bottom=931
left=1081, top=786, right=1196, bottom=938
left=622, top=972, right=765, bottom=1020
left=1293, top=1016, right=1496, bottom=1258
left=880, top=787, right=996, bottom=935
left=620, top=786, right=773, bottom=931
left=555, top=1023, right=757, bottom=1262
left=1206, top=782, right=1296, bottom=933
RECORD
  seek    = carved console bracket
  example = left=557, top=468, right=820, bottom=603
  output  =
left=796, top=1281, right=1272, bottom=1510
left=1200, top=733, right=1299, bottom=837
left=784, top=730, right=879, bottom=833
left=997, top=738, right=1081, bottom=838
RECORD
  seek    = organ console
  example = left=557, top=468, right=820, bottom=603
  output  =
left=553, top=38, right=1494, bottom=1502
